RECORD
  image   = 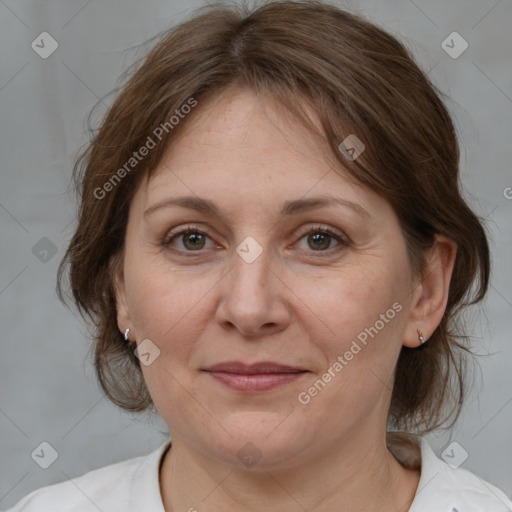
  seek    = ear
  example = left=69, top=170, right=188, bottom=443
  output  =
left=403, top=234, right=457, bottom=348
left=112, top=255, right=132, bottom=341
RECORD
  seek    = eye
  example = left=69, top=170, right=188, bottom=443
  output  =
left=162, top=225, right=216, bottom=252
left=162, top=224, right=349, bottom=257
left=294, top=225, right=348, bottom=255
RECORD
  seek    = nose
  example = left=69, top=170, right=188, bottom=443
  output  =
left=215, top=247, right=292, bottom=338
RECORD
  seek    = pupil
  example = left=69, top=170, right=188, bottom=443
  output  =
left=309, top=233, right=329, bottom=250
left=185, top=232, right=204, bottom=250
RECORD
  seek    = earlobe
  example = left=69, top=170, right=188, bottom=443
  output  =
left=112, top=264, right=132, bottom=340
left=403, top=234, right=457, bottom=348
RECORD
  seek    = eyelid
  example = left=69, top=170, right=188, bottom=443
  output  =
left=295, top=223, right=348, bottom=242
left=162, top=224, right=215, bottom=245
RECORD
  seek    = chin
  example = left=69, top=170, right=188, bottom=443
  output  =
left=198, top=412, right=312, bottom=470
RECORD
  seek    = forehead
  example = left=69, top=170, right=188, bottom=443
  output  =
left=136, top=88, right=379, bottom=218
left=158, top=88, right=334, bottom=170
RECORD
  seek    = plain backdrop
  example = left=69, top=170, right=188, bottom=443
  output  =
left=1, top=0, right=511, bottom=508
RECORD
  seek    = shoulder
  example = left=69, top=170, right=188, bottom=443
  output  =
left=393, top=434, right=512, bottom=512
left=4, top=440, right=170, bottom=512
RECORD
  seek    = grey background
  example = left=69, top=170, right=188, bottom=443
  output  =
left=1, top=0, right=511, bottom=508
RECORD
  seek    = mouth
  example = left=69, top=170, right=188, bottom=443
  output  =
left=202, top=361, right=308, bottom=392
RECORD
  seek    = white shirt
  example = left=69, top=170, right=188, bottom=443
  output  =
left=5, top=436, right=512, bottom=511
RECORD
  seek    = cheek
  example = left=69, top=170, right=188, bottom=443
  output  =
left=123, top=249, right=222, bottom=371
left=124, top=259, right=218, bottom=415
left=293, top=257, right=408, bottom=357
left=291, top=266, right=408, bottom=429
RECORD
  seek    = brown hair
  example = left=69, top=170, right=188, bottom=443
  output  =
left=57, top=0, right=490, bottom=433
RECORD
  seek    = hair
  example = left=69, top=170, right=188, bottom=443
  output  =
left=57, top=0, right=490, bottom=433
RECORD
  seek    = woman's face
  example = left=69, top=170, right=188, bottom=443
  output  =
left=115, top=88, right=424, bottom=468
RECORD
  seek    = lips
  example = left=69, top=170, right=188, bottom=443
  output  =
left=204, top=361, right=305, bottom=374
left=203, top=361, right=307, bottom=392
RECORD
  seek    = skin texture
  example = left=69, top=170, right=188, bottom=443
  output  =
left=114, top=87, right=457, bottom=511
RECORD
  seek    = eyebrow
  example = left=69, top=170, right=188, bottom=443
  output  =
left=144, top=194, right=370, bottom=219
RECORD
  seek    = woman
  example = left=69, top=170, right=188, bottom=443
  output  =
left=7, top=1, right=511, bottom=510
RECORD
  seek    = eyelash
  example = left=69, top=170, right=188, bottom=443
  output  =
left=161, top=224, right=349, bottom=258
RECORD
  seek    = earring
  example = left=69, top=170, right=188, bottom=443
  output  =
left=417, top=329, right=426, bottom=344
left=124, top=328, right=130, bottom=342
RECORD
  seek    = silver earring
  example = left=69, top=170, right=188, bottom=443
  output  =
left=417, top=329, right=426, bottom=344
left=124, top=328, right=130, bottom=342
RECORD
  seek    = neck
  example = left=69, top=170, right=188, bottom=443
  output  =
left=159, top=429, right=420, bottom=512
